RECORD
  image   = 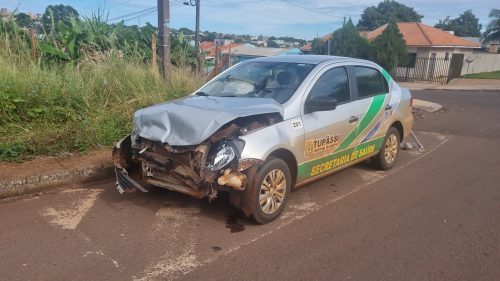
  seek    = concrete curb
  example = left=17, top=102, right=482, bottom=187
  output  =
left=413, top=99, right=443, bottom=113
left=0, top=163, right=114, bottom=198
left=399, top=78, right=500, bottom=91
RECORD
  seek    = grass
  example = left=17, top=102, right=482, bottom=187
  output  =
left=0, top=41, right=205, bottom=161
left=464, top=70, right=500, bottom=79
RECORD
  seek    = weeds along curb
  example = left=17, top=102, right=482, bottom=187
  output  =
left=0, top=164, right=114, bottom=198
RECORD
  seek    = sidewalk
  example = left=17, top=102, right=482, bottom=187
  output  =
left=399, top=78, right=500, bottom=91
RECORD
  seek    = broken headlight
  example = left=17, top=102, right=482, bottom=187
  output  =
left=206, top=139, right=245, bottom=171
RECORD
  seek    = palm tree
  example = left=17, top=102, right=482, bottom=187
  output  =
left=483, top=9, right=500, bottom=42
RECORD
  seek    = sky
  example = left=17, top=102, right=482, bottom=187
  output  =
left=0, top=0, right=496, bottom=39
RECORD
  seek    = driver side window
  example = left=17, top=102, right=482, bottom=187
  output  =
left=307, top=67, right=350, bottom=105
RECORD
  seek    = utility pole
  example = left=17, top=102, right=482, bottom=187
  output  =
left=343, top=16, right=346, bottom=26
left=195, top=0, right=202, bottom=73
left=152, top=33, right=157, bottom=71
left=185, top=0, right=202, bottom=73
left=158, top=0, right=171, bottom=81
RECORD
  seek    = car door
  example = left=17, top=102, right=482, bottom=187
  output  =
left=350, top=65, right=391, bottom=158
left=298, top=66, right=358, bottom=183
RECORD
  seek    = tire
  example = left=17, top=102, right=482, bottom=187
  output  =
left=372, top=127, right=401, bottom=170
left=247, top=157, right=292, bottom=224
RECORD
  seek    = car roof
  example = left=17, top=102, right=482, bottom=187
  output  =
left=250, top=55, right=374, bottom=65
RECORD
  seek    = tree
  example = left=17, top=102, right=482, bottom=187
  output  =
left=15, top=12, right=33, bottom=28
left=370, top=20, right=408, bottom=71
left=178, top=27, right=194, bottom=36
left=202, top=31, right=218, bottom=41
left=267, top=40, right=280, bottom=48
left=41, top=4, right=79, bottom=33
left=483, top=9, right=500, bottom=43
left=357, top=0, right=423, bottom=31
left=330, top=19, right=369, bottom=59
left=434, top=10, right=481, bottom=37
left=311, top=37, right=328, bottom=55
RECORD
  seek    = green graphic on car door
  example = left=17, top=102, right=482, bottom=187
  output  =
left=297, top=93, right=388, bottom=182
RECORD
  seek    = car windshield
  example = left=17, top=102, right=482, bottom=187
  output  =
left=198, top=61, right=315, bottom=104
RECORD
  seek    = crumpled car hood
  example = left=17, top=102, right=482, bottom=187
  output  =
left=133, top=95, right=283, bottom=146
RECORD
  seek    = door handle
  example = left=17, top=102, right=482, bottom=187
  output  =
left=385, top=104, right=392, bottom=111
left=349, top=116, right=359, bottom=123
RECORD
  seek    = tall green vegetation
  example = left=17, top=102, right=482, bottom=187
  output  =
left=15, top=12, right=34, bottom=28
left=330, top=19, right=369, bottom=59
left=370, top=21, right=408, bottom=71
left=0, top=12, right=204, bottom=161
left=311, top=19, right=408, bottom=71
left=311, top=37, right=328, bottom=55
left=311, top=19, right=368, bottom=59
left=357, top=0, right=423, bottom=31
left=435, top=10, right=482, bottom=37
left=41, top=4, right=79, bottom=33
left=483, top=9, right=500, bottom=43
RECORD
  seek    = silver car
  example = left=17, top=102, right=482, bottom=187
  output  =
left=113, top=55, right=413, bottom=224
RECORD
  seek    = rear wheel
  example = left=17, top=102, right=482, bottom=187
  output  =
left=249, top=157, right=291, bottom=224
left=372, top=127, right=400, bottom=170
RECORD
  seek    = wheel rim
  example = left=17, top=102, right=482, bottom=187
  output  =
left=259, top=169, right=287, bottom=215
left=384, top=134, right=399, bottom=164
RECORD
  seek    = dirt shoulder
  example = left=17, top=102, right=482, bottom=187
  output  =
left=0, top=149, right=113, bottom=198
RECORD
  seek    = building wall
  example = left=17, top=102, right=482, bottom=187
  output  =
left=461, top=53, right=500, bottom=75
left=413, top=47, right=475, bottom=59
left=394, top=47, right=477, bottom=81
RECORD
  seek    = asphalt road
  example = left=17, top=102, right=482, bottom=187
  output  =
left=1, top=90, right=499, bottom=281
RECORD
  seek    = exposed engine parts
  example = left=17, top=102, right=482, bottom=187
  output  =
left=113, top=113, right=282, bottom=199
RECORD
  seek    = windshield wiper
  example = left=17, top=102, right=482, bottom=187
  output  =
left=195, top=92, right=209, bottom=96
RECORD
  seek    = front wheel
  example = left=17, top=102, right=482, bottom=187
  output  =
left=248, top=157, right=291, bottom=224
left=372, top=127, right=400, bottom=170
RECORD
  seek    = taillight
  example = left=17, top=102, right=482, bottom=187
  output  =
left=410, top=97, right=414, bottom=109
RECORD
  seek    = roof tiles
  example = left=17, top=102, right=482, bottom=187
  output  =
left=365, top=22, right=481, bottom=48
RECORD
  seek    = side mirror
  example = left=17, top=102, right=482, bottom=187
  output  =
left=305, top=96, right=338, bottom=114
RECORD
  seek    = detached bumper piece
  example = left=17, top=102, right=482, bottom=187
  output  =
left=115, top=168, right=148, bottom=194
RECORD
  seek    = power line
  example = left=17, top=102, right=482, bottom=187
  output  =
left=108, top=7, right=156, bottom=21
left=107, top=0, right=134, bottom=10
left=82, top=0, right=122, bottom=12
left=121, top=9, right=158, bottom=23
left=109, top=2, right=185, bottom=24
left=276, top=0, right=345, bottom=19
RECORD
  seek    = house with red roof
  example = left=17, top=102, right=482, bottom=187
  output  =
left=364, top=22, right=481, bottom=82
left=364, top=22, right=481, bottom=59
left=200, top=40, right=242, bottom=58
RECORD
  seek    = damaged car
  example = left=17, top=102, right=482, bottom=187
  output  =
left=113, top=55, right=413, bottom=224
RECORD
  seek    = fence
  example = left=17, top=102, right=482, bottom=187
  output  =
left=391, top=55, right=463, bottom=84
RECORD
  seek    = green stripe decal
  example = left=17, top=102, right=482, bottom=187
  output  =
left=297, top=137, right=384, bottom=182
left=335, top=94, right=386, bottom=152
left=381, top=68, right=392, bottom=84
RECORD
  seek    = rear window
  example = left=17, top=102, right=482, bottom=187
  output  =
left=354, top=67, right=387, bottom=98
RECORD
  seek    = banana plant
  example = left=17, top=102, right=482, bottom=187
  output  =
left=57, top=17, right=87, bottom=60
